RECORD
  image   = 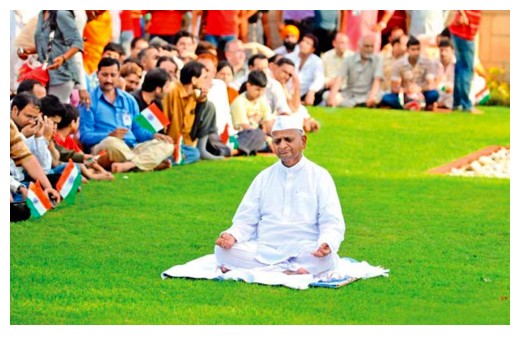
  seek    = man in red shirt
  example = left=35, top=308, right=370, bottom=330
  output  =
left=192, top=10, right=240, bottom=58
left=448, top=10, right=482, bottom=114
left=146, top=10, right=186, bottom=44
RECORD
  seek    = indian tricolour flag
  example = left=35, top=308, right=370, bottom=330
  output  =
left=173, top=136, right=184, bottom=165
left=56, top=159, right=82, bottom=203
left=26, top=180, right=53, bottom=218
left=136, top=103, right=170, bottom=133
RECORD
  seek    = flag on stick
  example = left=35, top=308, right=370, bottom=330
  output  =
left=56, top=159, right=82, bottom=204
left=173, top=136, right=184, bottom=165
left=135, top=103, right=170, bottom=133
left=26, top=180, right=53, bottom=218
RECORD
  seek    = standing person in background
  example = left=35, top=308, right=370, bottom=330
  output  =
left=313, top=10, right=339, bottom=56
left=192, top=10, right=240, bottom=59
left=379, top=10, right=407, bottom=48
left=82, top=11, right=112, bottom=76
left=146, top=11, right=186, bottom=44
left=120, top=11, right=143, bottom=56
left=448, top=10, right=482, bottom=114
left=18, top=10, right=84, bottom=104
left=276, top=10, right=315, bottom=39
left=339, top=10, right=394, bottom=52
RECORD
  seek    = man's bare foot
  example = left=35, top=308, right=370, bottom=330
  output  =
left=469, top=108, right=484, bottom=115
left=283, top=267, right=309, bottom=275
left=154, top=159, right=172, bottom=171
left=111, top=161, right=137, bottom=173
left=221, top=265, right=230, bottom=273
left=91, top=172, right=115, bottom=181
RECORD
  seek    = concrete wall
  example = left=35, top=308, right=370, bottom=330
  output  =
left=479, top=10, right=510, bottom=82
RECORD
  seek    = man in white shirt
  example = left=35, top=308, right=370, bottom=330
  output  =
left=286, top=34, right=325, bottom=106
left=214, top=115, right=345, bottom=275
left=320, top=32, right=353, bottom=95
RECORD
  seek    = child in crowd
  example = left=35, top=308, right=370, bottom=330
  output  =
left=230, top=70, right=275, bottom=155
left=54, top=104, right=114, bottom=181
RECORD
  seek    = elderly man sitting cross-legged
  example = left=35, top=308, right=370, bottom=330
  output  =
left=214, top=115, right=345, bottom=276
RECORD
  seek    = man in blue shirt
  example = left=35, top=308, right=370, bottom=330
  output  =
left=79, top=57, right=173, bottom=173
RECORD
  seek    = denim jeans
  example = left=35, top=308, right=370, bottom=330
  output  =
left=452, top=34, right=475, bottom=111
left=380, top=90, right=439, bottom=109
left=204, top=34, right=236, bottom=53
left=170, top=144, right=200, bottom=165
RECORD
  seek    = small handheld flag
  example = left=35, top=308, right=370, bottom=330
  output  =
left=56, top=159, right=82, bottom=204
left=136, top=103, right=170, bottom=133
left=26, top=180, right=53, bottom=218
left=173, top=136, right=184, bottom=165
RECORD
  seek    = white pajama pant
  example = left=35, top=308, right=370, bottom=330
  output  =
left=92, top=137, right=174, bottom=171
left=214, top=240, right=338, bottom=276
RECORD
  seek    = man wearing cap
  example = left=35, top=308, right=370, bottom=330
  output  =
left=274, top=25, right=300, bottom=56
left=214, top=115, right=345, bottom=276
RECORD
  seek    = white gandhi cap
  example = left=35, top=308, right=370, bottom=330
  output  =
left=271, top=115, right=304, bottom=134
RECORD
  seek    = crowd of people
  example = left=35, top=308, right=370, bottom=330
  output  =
left=10, top=10, right=486, bottom=222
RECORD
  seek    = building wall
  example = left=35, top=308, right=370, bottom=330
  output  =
left=479, top=10, right=510, bottom=82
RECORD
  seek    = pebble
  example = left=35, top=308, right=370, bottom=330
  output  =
left=449, top=148, right=509, bottom=179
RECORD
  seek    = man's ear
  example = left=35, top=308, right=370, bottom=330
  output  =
left=11, top=106, right=19, bottom=117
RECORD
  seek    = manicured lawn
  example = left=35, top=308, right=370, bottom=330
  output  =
left=10, top=106, right=510, bottom=325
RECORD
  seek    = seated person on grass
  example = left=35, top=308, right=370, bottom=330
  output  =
left=434, top=38, right=456, bottom=110
left=54, top=104, right=114, bottom=181
left=230, top=70, right=274, bottom=155
left=162, top=60, right=224, bottom=162
left=79, top=57, right=174, bottom=173
left=215, top=115, right=345, bottom=275
left=10, top=119, right=61, bottom=220
left=326, top=34, right=384, bottom=108
left=380, top=36, right=439, bottom=111
left=272, top=58, right=320, bottom=133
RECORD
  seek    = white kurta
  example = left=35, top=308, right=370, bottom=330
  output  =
left=216, top=156, right=345, bottom=274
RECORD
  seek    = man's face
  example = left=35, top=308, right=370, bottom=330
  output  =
left=251, top=58, right=269, bottom=73
left=274, top=63, right=295, bottom=85
left=225, top=42, right=246, bottom=66
left=439, top=46, right=454, bottom=65
left=124, top=73, right=140, bottom=92
left=393, top=36, right=408, bottom=57
left=284, top=33, right=298, bottom=45
left=272, top=129, right=307, bottom=167
left=333, top=34, right=349, bottom=55
left=157, top=81, right=171, bottom=99
left=198, top=58, right=216, bottom=79
left=158, top=60, right=178, bottom=81
left=192, top=68, right=209, bottom=90
left=408, top=44, right=421, bottom=62
left=176, top=37, right=195, bottom=58
left=299, top=37, right=315, bottom=56
left=360, top=37, right=375, bottom=59
left=46, top=115, right=62, bottom=135
left=131, top=40, right=149, bottom=59
left=98, top=64, right=120, bottom=93
left=142, top=48, right=160, bottom=71
left=245, top=83, right=265, bottom=100
left=11, top=103, right=41, bottom=128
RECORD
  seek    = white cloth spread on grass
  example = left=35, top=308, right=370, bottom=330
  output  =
left=161, top=255, right=389, bottom=290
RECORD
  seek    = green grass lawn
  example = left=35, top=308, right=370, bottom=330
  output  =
left=10, top=106, right=510, bottom=325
